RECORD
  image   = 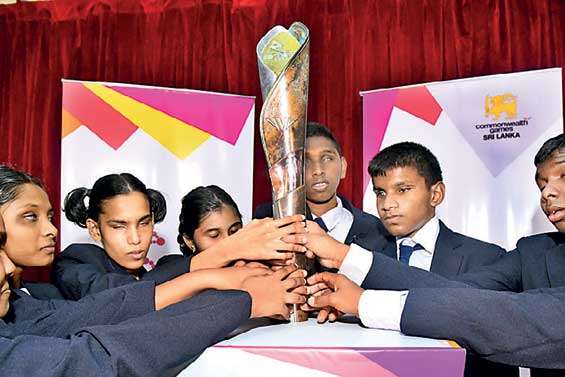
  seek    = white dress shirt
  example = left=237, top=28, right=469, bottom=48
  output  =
left=19, top=287, right=31, bottom=295
left=339, top=243, right=406, bottom=331
left=312, top=197, right=354, bottom=244
left=336, top=217, right=442, bottom=331
left=396, top=216, right=440, bottom=271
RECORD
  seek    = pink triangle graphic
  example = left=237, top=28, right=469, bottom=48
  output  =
left=395, top=85, right=443, bottom=125
left=244, top=348, right=397, bottom=376
left=109, top=85, right=255, bottom=145
left=62, top=82, right=138, bottom=149
left=362, top=89, right=399, bottom=191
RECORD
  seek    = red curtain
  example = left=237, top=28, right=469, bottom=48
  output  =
left=1, top=0, right=564, bottom=281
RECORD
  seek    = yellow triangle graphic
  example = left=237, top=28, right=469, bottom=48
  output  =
left=83, top=83, right=210, bottom=159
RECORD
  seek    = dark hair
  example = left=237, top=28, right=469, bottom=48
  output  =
left=177, top=185, right=242, bottom=256
left=0, top=223, right=5, bottom=249
left=0, top=165, right=45, bottom=208
left=0, top=165, right=45, bottom=249
left=534, top=134, right=565, bottom=167
left=368, top=142, right=443, bottom=187
left=306, top=121, right=342, bottom=155
left=64, top=173, right=166, bottom=228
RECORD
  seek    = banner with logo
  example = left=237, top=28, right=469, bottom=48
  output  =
left=61, top=80, right=255, bottom=265
left=361, top=68, right=563, bottom=249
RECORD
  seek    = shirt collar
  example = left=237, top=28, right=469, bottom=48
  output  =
left=313, top=197, right=348, bottom=233
left=396, top=216, right=440, bottom=255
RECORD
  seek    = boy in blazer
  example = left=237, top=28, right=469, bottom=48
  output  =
left=255, top=122, right=389, bottom=252
left=368, top=142, right=505, bottom=277
left=304, top=134, right=565, bottom=377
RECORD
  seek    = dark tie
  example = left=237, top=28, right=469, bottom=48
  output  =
left=314, top=217, right=329, bottom=232
left=399, top=242, right=423, bottom=265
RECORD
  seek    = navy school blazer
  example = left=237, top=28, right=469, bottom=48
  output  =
left=371, top=220, right=512, bottom=377
left=363, top=232, right=565, bottom=292
left=1, top=282, right=251, bottom=376
left=361, top=232, right=565, bottom=375
left=374, top=221, right=506, bottom=278
left=53, top=243, right=191, bottom=300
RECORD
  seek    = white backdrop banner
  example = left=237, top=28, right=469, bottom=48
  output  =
left=361, top=68, right=563, bottom=250
left=61, top=80, right=255, bottom=266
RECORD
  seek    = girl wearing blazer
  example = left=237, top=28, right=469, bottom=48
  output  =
left=0, top=165, right=307, bottom=376
left=54, top=173, right=307, bottom=300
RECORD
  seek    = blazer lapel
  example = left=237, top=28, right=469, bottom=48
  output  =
left=430, top=221, right=463, bottom=276
left=545, top=243, right=565, bottom=287
left=369, top=235, right=396, bottom=259
left=341, top=196, right=365, bottom=244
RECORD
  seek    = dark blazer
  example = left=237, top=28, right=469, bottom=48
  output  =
left=341, top=196, right=391, bottom=252
left=432, top=222, right=511, bottom=376
left=431, top=221, right=505, bottom=277
left=254, top=195, right=390, bottom=252
left=401, top=287, right=565, bottom=372
left=1, top=283, right=251, bottom=376
left=53, top=243, right=191, bottom=300
left=363, top=232, right=565, bottom=292
left=361, top=232, right=565, bottom=375
left=22, top=282, right=65, bottom=300
left=373, top=221, right=510, bottom=376
left=373, top=221, right=506, bottom=278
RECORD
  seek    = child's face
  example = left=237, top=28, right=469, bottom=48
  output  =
left=536, top=150, right=565, bottom=232
left=186, top=205, right=242, bottom=253
left=305, top=136, right=347, bottom=205
left=0, top=253, right=11, bottom=318
left=0, top=184, right=57, bottom=268
left=87, top=192, right=154, bottom=272
left=372, top=166, right=443, bottom=238
left=0, top=216, right=16, bottom=318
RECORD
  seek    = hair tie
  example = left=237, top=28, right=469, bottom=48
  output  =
left=83, top=189, right=91, bottom=209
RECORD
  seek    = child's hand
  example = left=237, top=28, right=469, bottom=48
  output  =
left=233, top=260, right=271, bottom=269
left=300, top=223, right=350, bottom=269
left=226, top=215, right=307, bottom=262
left=242, top=265, right=307, bottom=319
left=212, top=266, right=272, bottom=290
left=305, top=272, right=363, bottom=316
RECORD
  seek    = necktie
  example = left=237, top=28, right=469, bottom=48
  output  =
left=399, top=242, right=423, bottom=265
left=314, top=217, right=329, bottom=232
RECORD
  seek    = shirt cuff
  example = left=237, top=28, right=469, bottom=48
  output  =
left=358, top=290, right=408, bottom=331
left=338, top=243, right=373, bottom=285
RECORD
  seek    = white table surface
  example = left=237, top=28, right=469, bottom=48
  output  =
left=179, top=318, right=462, bottom=377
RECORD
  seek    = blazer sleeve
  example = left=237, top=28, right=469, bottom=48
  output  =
left=452, top=248, right=523, bottom=291
left=0, top=333, right=115, bottom=377
left=361, top=251, right=471, bottom=290
left=1, top=289, right=251, bottom=377
left=144, top=254, right=191, bottom=284
left=362, top=247, right=522, bottom=291
left=84, top=289, right=252, bottom=376
left=9, top=281, right=155, bottom=338
left=400, top=287, right=565, bottom=369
